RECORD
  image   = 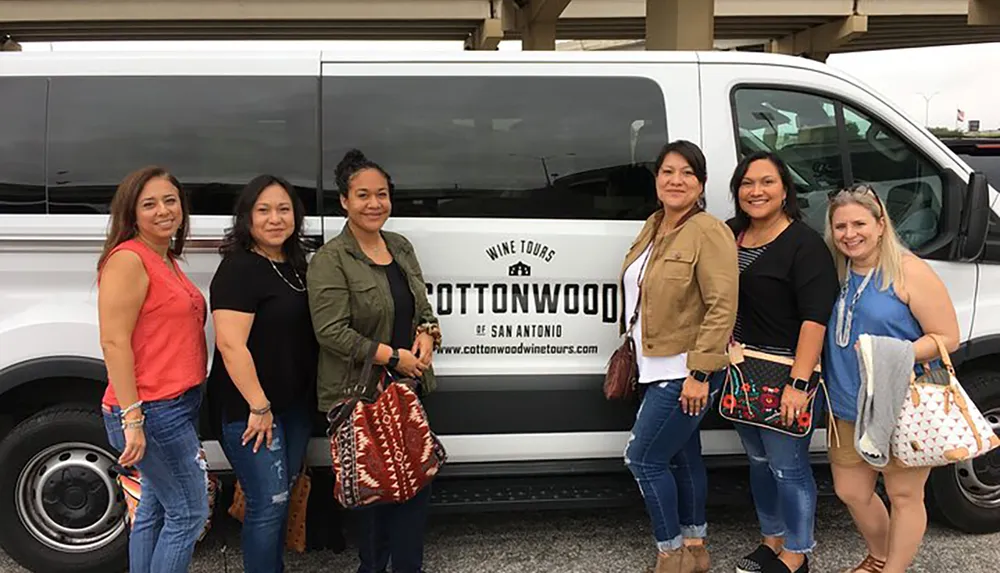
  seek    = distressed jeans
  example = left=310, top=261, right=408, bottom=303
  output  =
left=220, top=406, right=312, bottom=573
left=103, top=386, right=209, bottom=573
left=624, top=374, right=723, bottom=552
left=735, top=423, right=817, bottom=553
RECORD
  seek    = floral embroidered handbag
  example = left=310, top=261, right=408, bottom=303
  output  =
left=719, top=342, right=827, bottom=437
left=885, top=333, right=1000, bottom=468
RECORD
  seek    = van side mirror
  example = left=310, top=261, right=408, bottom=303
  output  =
left=952, top=171, right=990, bottom=261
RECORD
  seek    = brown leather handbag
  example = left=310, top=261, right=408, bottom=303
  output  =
left=228, top=468, right=311, bottom=553
left=603, top=243, right=652, bottom=400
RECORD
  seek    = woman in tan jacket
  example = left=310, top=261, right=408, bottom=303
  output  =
left=620, top=140, right=739, bottom=573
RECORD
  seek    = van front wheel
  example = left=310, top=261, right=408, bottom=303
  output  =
left=927, top=369, right=1000, bottom=533
left=0, top=406, right=128, bottom=573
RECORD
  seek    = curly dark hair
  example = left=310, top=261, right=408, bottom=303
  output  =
left=219, top=174, right=310, bottom=271
left=334, top=149, right=394, bottom=197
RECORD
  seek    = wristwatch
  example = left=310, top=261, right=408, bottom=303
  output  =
left=691, top=370, right=710, bottom=383
left=789, top=377, right=810, bottom=392
left=387, top=349, right=400, bottom=370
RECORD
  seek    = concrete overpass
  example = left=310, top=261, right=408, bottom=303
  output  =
left=1, top=0, right=1000, bottom=59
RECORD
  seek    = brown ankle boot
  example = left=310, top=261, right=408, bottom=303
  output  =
left=686, top=544, right=710, bottom=572
left=654, top=546, right=698, bottom=573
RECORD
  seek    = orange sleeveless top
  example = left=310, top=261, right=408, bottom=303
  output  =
left=101, top=239, right=208, bottom=407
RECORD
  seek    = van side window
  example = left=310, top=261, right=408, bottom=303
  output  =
left=321, top=76, right=667, bottom=220
left=0, top=78, right=47, bottom=214
left=733, top=88, right=944, bottom=251
left=46, top=77, right=319, bottom=216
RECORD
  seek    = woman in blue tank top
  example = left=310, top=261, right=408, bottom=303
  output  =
left=822, top=184, right=960, bottom=573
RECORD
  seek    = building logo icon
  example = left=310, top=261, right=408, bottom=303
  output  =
left=508, top=261, right=531, bottom=277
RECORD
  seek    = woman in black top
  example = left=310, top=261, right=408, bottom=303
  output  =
left=207, top=174, right=321, bottom=573
left=726, top=152, right=839, bottom=573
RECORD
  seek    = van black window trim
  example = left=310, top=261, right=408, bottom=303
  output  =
left=40, top=75, right=323, bottom=217
left=727, top=82, right=961, bottom=262
left=319, top=74, right=670, bottom=221
left=0, top=77, right=48, bottom=215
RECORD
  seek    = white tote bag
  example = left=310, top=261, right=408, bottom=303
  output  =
left=891, top=334, right=1000, bottom=468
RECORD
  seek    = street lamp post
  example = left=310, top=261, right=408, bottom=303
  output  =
left=917, top=91, right=939, bottom=127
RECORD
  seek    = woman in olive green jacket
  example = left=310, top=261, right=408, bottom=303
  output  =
left=306, top=148, right=441, bottom=573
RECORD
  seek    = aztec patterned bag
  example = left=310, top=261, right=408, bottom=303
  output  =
left=719, top=342, right=826, bottom=437
left=326, top=339, right=447, bottom=509
left=887, top=333, right=1000, bottom=467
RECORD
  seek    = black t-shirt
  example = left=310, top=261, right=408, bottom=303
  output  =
left=207, top=249, right=318, bottom=423
left=726, top=219, right=840, bottom=353
left=382, top=259, right=415, bottom=351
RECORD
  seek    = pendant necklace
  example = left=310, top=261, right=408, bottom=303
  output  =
left=258, top=249, right=306, bottom=293
left=834, top=261, right=875, bottom=348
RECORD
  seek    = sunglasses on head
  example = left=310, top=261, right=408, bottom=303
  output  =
left=828, top=183, right=884, bottom=216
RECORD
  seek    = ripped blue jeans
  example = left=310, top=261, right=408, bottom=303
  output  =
left=221, top=406, right=311, bottom=573
left=625, top=374, right=723, bottom=552
left=103, top=386, right=209, bottom=573
left=734, top=423, right=817, bottom=553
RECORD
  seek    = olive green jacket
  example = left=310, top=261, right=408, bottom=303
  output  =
left=307, top=223, right=440, bottom=412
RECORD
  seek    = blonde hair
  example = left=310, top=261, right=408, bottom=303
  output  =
left=824, top=184, right=908, bottom=291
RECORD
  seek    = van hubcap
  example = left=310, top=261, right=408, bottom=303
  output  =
left=15, top=443, right=125, bottom=553
left=955, top=408, right=1000, bottom=509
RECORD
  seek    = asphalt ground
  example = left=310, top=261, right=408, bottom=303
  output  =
left=3, top=468, right=999, bottom=573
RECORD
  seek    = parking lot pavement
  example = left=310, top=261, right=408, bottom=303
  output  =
left=4, top=469, right=1000, bottom=573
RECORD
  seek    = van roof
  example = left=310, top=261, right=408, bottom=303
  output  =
left=0, top=48, right=834, bottom=76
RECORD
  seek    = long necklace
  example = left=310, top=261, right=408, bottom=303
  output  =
left=257, top=249, right=306, bottom=293
left=834, top=261, right=875, bottom=348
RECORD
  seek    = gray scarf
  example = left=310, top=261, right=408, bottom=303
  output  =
left=855, top=334, right=914, bottom=467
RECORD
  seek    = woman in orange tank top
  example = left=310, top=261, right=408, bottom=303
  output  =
left=97, top=166, right=210, bottom=573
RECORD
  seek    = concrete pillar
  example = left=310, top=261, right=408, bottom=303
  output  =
left=0, top=36, right=21, bottom=51
left=970, top=0, right=1000, bottom=25
left=509, top=0, right=571, bottom=51
left=645, top=0, right=714, bottom=51
left=522, top=20, right=557, bottom=50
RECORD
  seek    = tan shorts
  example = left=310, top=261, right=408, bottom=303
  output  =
left=827, top=417, right=905, bottom=472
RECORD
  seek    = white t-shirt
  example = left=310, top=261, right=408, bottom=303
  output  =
left=622, top=243, right=690, bottom=383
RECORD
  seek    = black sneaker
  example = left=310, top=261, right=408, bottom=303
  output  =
left=762, top=554, right=810, bottom=573
left=736, top=544, right=779, bottom=573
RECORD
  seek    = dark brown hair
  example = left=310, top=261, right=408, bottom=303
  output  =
left=97, top=166, right=189, bottom=271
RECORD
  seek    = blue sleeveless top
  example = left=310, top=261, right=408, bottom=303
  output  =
left=823, top=269, right=924, bottom=422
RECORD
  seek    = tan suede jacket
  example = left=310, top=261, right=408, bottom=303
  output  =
left=619, top=210, right=738, bottom=373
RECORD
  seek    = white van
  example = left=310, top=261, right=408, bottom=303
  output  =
left=0, top=49, right=997, bottom=572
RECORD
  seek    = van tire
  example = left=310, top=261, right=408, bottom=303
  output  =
left=926, top=369, right=1000, bottom=533
left=0, top=406, right=128, bottom=573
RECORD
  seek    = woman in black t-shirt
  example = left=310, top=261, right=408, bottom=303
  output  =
left=207, top=174, right=329, bottom=573
left=725, top=152, right=839, bottom=573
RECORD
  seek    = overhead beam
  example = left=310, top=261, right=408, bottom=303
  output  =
left=645, top=0, right=715, bottom=51
left=464, top=18, right=503, bottom=50
left=969, top=0, right=1000, bottom=25
left=770, top=14, right=868, bottom=61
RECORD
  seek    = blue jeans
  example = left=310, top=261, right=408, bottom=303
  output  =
left=625, top=374, right=722, bottom=552
left=735, top=423, right=817, bottom=553
left=355, top=484, right=432, bottom=573
left=220, top=406, right=312, bottom=573
left=103, top=386, right=209, bottom=573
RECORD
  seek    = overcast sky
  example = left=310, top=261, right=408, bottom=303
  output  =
left=19, top=39, right=1000, bottom=131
